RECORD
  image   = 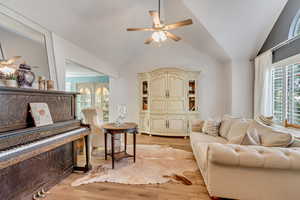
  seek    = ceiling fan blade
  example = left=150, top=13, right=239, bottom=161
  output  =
left=165, top=32, right=181, bottom=42
left=164, top=19, right=193, bottom=30
left=144, top=37, right=154, bottom=45
left=7, top=56, right=21, bottom=64
left=149, top=10, right=161, bottom=27
left=127, top=27, right=155, bottom=31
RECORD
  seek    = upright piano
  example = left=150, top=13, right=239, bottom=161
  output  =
left=0, top=87, right=91, bottom=200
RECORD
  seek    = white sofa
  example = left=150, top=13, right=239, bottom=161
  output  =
left=190, top=118, right=300, bottom=200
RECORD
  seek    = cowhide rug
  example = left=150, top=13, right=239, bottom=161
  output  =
left=72, top=145, right=197, bottom=186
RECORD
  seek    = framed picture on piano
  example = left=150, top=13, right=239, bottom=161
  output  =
left=30, top=103, right=54, bottom=127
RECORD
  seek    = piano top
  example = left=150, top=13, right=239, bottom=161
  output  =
left=0, top=86, right=80, bottom=95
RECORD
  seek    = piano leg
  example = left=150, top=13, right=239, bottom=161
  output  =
left=84, top=135, right=92, bottom=172
left=73, top=135, right=92, bottom=173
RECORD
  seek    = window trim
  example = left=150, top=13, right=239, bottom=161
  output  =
left=289, top=9, right=300, bottom=39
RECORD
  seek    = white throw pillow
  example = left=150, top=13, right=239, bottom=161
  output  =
left=219, top=115, right=240, bottom=138
left=256, top=115, right=274, bottom=126
left=228, top=129, right=261, bottom=145
left=248, top=121, right=294, bottom=147
left=226, top=119, right=252, bottom=141
left=202, top=120, right=220, bottom=137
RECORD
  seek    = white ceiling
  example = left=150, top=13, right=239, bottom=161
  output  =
left=183, top=0, right=288, bottom=59
left=0, top=0, right=287, bottom=66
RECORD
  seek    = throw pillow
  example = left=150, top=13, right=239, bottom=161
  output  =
left=256, top=115, right=274, bottom=126
left=226, top=119, right=252, bottom=141
left=202, top=120, right=220, bottom=137
left=248, top=121, right=294, bottom=147
left=219, top=115, right=240, bottom=138
left=241, top=129, right=261, bottom=145
left=228, top=129, right=261, bottom=145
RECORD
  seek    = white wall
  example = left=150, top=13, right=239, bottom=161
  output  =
left=51, top=33, right=119, bottom=89
left=110, top=43, right=231, bottom=123
left=229, top=60, right=254, bottom=118
left=51, top=33, right=121, bottom=121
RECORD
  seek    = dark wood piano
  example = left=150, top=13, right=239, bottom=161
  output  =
left=0, top=87, right=91, bottom=200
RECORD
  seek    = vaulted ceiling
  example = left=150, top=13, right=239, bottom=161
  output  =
left=0, top=0, right=287, bottom=67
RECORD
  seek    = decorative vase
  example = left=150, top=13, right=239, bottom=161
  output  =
left=5, top=80, right=18, bottom=88
left=16, top=63, right=35, bottom=88
left=115, top=104, right=127, bottom=127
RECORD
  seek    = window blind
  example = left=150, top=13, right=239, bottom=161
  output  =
left=272, top=66, right=284, bottom=123
left=272, top=64, right=300, bottom=125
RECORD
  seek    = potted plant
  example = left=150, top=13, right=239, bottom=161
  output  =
left=5, top=73, right=18, bottom=88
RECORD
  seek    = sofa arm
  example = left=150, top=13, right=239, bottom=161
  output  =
left=207, top=143, right=300, bottom=170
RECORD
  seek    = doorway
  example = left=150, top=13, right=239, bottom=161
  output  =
left=65, top=60, right=110, bottom=122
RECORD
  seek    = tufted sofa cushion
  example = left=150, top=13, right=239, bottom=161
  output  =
left=208, top=143, right=300, bottom=170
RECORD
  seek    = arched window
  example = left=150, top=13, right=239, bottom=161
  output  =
left=289, top=9, right=300, bottom=38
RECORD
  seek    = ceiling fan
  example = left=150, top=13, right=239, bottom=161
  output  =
left=0, top=43, right=21, bottom=73
left=127, top=0, right=193, bottom=44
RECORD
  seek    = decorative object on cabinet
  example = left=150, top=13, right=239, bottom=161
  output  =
left=142, top=81, right=148, bottom=94
left=138, top=68, right=200, bottom=137
left=16, top=63, right=36, bottom=88
left=4, top=72, right=18, bottom=87
left=38, top=76, right=46, bottom=90
left=47, top=80, right=55, bottom=90
left=30, top=103, right=54, bottom=127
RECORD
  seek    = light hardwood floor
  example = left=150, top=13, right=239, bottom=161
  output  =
left=45, top=134, right=212, bottom=200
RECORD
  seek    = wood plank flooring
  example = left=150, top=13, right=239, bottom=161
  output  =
left=45, top=134, right=212, bottom=200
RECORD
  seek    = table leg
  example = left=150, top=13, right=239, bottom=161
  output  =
left=111, top=134, right=115, bottom=169
left=84, top=135, right=92, bottom=172
left=124, top=132, right=127, bottom=153
left=133, top=132, right=136, bottom=163
left=104, top=133, right=107, bottom=160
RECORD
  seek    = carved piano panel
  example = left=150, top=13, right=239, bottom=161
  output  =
left=0, top=143, right=73, bottom=200
left=0, top=87, right=76, bottom=133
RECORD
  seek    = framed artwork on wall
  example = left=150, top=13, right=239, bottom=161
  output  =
left=30, top=103, right=53, bottom=127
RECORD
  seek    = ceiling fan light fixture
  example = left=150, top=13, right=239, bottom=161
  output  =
left=152, top=31, right=167, bottom=43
